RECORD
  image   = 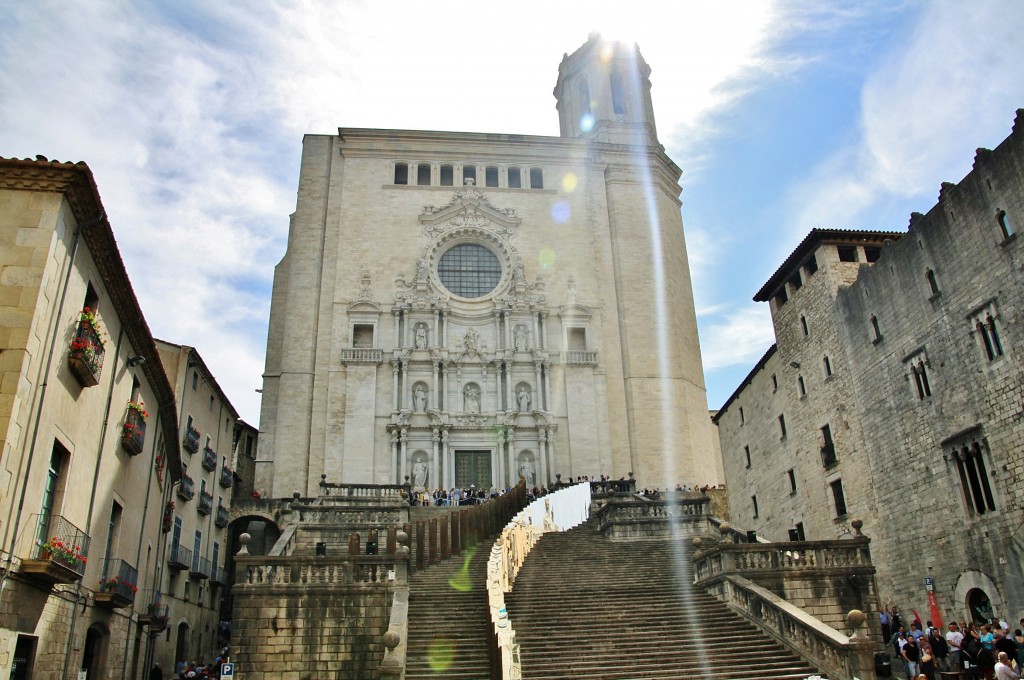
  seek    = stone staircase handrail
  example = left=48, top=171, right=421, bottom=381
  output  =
left=268, top=524, right=298, bottom=556
left=716, top=575, right=863, bottom=680
left=487, top=483, right=592, bottom=680
left=693, top=538, right=874, bottom=582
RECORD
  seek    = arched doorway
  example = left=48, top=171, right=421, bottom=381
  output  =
left=967, top=588, right=994, bottom=624
left=81, top=623, right=108, bottom=679
left=174, top=622, right=190, bottom=668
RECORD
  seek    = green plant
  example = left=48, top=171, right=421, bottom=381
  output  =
left=37, top=537, right=87, bottom=567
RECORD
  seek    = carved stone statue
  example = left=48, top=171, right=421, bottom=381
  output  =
left=513, top=262, right=527, bottom=284
left=464, top=385, right=480, bottom=414
left=413, top=385, right=427, bottom=412
left=415, top=258, right=429, bottom=283
left=412, top=459, right=428, bottom=489
left=464, top=327, right=478, bottom=351
left=519, top=459, right=536, bottom=488
left=514, top=326, right=527, bottom=351
left=415, top=325, right=427, bottom=349
left=517, top=386, right=532, bottom=413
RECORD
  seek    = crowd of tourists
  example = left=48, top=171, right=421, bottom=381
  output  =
left=882, top=606, right=1024, bottom=679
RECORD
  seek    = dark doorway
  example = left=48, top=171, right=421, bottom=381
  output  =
left=10, top=635, right=36, bottom=680
left=174, top=622, right=190, bottom=669
left=967, top=588, right=994, bottom=624
left=81, top=624, right=108, bottom=679
left=455, top=451, right=491, bottom=488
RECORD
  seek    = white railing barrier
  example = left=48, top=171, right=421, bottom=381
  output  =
left=487, top=483, right=592, bottom=679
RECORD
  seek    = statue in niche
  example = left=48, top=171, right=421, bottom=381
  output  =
left=519, top=459, right=536, bottom=488
left=463, top=327, right=478, bottom=352
left=513, top=262, right=527, bottom=285
left=415, top=325, right=427, bottom=349
left=464, top=385, right=481, bottom=414
left=517, top=386, right=532, bottom=413
left=415, top=258, right=429, bottom=283
left=413, top=385, right=427, bottom=412
left=412, top=458, right=428, bottom=490
left=514, top=326, right=528, bottom=351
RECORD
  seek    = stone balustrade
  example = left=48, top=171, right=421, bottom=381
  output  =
left=318, top=476, right=409, bottom=501
left=561, top=350, right=599, bottom=365
left=712, top=575, right=873, bottom=680
left=235, top=554, right=403, bottom=587
left=593, top=496, right=713, bottom=539
left=339, top=348, right=384, bottom=363
left=693, top=540, right=873, bottom=581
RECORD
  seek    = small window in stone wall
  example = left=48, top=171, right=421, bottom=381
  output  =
left=823, top=355, right=833, bottom=377
left=774, top=288, right=788, bottom=308
left=485, top=166, right=499, bottom=188
left=507, top=167, right=522, bottom=189
left=800, top=315, right=809, bottom=337
left=394, top=163, right=408, bottom=185
left=820, top=424, right=836, bottom=467
left=971, top=305, right=1004, bottom=361
left=771, top=374, right=778, bottom=392
left=440, top=165, right=454, bottom=187
left=910, top=357, right=931, bottom=399
left=352, top=324, right=375, bottom=348
left=864, top=246, right=881, bottom=263
left=787, top=469, right=797, bottom=494
left=926, top=269, right=940, bottom=297
left=948, top=437, right=997, bottom=516
left=744, top=445, right=751, bottom=468
left=830, top=479, right=847, bottom=517
left=751, top=494, right=759, bottom=519
left=837, top=245, right=858, bottom=263
left=997, top=209, right=1014, bottom=240
left=798, top=376, right=806, bottom=397
left=787, top=272, right=801, bottom=292
left=463, top=165, right=477, bottom=186
left=803, top=255, right=818, bottom=277
left=739, top=407, right=745, bottom=425
left=529, top=168, right=543, bottom=189
left=870, top=315, right=882, bottom=343
left=778, top=414, right=787, bottom=439
left=417, top=163, right=431, bottom=186
left=566, top=327, right=587, bottom=351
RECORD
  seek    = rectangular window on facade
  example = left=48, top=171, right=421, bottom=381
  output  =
left=798, top=376, right=806, bottom=397
left=800, top=315, right=809, bottom=337
left=739, top=407, right=745, bottom=425
left=751, top=495, right=759, bottom=519
left=864, top=246, right=881, bottom=262
left=417, top=163, right=431, bottom=186
left=830, top=479, right=847, bottom=517
left=803, top=256, right=818, bottom=277
left=778, top=414, right=787, bottom=439
left=193, top=530, right=202, bottom=571
left=485, top=166, right=499, bottom=187
left=394, top=163, right=408, bottom=185
left=837, top=245, right=858, bottom=262
left=787, top=272, right=802, bottom=292
left=352, top=324, right=374, bottom=348
left=566, top=327, right=587, bottom=351
left=971, top=305, right=1004, bottom=361
left=911, top=358, right=932, bottom=399
left=529, top=168, right=543, bottom=189
left=463, top=165, right=477, bottom=186
left=440, top=165, right=454, bottom=186
left=507, top=167, right=522, bottom=189
left=36, top=442, right=69, bottom=546
left=771, top=374, right=778, bottom=392
left=948, top=435, right=997, bottom=515
left=102, top=501, right=123, bottom=577
left=795, top=522, right=805, bottom=541
left=787, top=469, right=797, bottom=494
left=744, top=446, right=751, bottom=469
left=820, top=424, right=836, bottom=467
left=823, top=355, right=832, bottom=377
left=774, top=288, right=788, bottom=307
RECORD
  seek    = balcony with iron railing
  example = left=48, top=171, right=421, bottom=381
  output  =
left=95, top=558, right=138, bottom=609
left=191, top=556, right=211, bottom=580
left=177, top=474, right=195, bottom=501
left=211, top=565, right=227, bottom=586
left=168, top=543, right=192, bottom=571
left=183, top=426, right=200, bottom=454
left=21, top=514, right=90, bottom=585
left=219, top=465, right=233, bottom=488
left=215, top=505, right=229, bottom=528
left=198, top=491, right=213, bottom=516
left=202, top=446, right=217, bottom=471
left=121, top=405, right=147, bottom=456
left=67, top=317, right=105, bottom=387
left=138, top=589, right=169, bottom=631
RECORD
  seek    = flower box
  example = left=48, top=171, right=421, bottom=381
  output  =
left=177, top=475, right=195, bottom=501
left=197, top=491, right=213, bottom=516
left=215, top=505, right=229, bottom=528
left=21, top=517, right=89, bottom=585
left=219, top=466, right=233, bottom=488
left=121, top=402, right=148, bottom=456
left=183, top=427, right=200, bottom=454
left=96, top=559, right=138, bottom=609
left=68, top=317, right=105, bottom=387
left=202, top=446, right=217, bottom=471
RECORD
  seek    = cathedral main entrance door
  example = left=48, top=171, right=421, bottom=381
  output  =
left=454, top=451, right=491, bottom=489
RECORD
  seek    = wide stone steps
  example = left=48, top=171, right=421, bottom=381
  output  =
left=506, top=522, right=823, bottom=680
left=405, top=540, right=492, bottom=680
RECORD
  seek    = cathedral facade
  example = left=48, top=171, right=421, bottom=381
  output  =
left=257, top=36, right=721, bottom=497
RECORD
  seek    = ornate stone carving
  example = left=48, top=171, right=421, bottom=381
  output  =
left=356, top=269, right=374, bottom=301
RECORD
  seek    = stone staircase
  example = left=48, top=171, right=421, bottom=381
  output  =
left=505, top=521, right=824, bottom=679
left=406, top=537, right=493, bottom=679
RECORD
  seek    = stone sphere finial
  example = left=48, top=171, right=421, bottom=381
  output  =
left=692, top=537, right=702, bottom=548
left=237, top=533, right=251, bottom=556
left=382, top=630, right=400, bottom=650
left=847, top=609, right=866, bottom=637
left=396, top=530, right=409, bottom=546
left=851, top=518, right=864, bottom=536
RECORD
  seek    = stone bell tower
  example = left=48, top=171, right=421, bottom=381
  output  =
left=553, top=33, right=659, bottom=145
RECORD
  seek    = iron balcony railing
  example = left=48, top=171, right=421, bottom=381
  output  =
left=30, top=513, right=90, bottom=577
left=138, top=589, right=170, bottom=629
left=215, top=505, right=229, bottom=528
left=191, top=555, right=211, bottom=579
left=168, top=543, right=192, bottom=571
left=198, top=491, right=213, bottom=515
left=219, top=466, right=233, bottom=488
left=211, top=565, right=227, bottom=586
left=177, top=475, right=195, bottom=501
left=99, top=557, right=138, bottom=603
left=202, top=446, right=217, bottom=471
left=183, top=426, right=200, bottom=454
left=67, top=319, right=105, bottom=386
left=121, top=407, right=147, bottom=456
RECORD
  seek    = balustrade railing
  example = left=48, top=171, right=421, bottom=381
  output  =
left=692, top=539, right=873, bottom=583
left=339, top=348, right=384, bottom=363
left=236, top=554, right=402, bottom=586
left=562, top=350, right=599, bottom=365
left=318, top=476, right=409, bottom=500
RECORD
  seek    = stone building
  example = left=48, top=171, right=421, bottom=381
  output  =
left=258, top=35, right=722, bottom=497
left=0, top=157, right=182, bottom=679
left=715, top=109, right=1024, bottom=624
left=150, top=341, right=240, bottom=672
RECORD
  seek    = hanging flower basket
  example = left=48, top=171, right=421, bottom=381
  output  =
left=67, top=309, right=106, bottom=387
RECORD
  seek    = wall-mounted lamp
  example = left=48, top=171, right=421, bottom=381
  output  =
left=789, top=361, right=800, bottom=369
left=127, top=356, right=147, bottom=367
left=255, top=388, right=263, bottom=393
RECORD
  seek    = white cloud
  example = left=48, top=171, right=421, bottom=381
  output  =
left=786, top=1, right=1024, bottom=238
left=699, top=305, right=775, bottom=371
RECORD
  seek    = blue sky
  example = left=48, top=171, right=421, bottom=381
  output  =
left=1, top=1, right=1021, bottom=424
